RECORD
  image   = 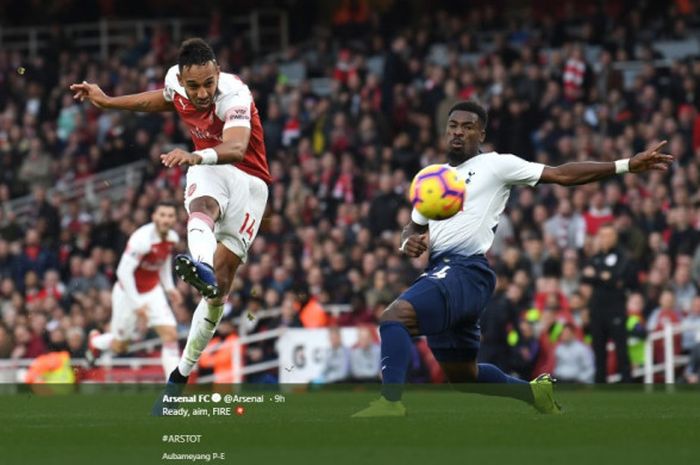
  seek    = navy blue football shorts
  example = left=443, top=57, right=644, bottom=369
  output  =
left=398, top=254, right=496, bottom=363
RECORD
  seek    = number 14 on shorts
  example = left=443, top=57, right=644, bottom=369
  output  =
left=239, top=213, right=256, bottom=240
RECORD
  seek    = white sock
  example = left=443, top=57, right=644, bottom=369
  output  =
left=161, top=341, right=180, bottom=380
left=187, top=214, right=217, bottom=267
left=92, top=333, right=114, bottom=351
left=178, top=299, right=224, bottom=376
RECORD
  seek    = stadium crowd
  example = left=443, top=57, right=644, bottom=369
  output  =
left=1, top=0, right=700, bottom=383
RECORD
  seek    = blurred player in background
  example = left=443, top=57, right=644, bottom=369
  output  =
left=71, top=38, right=270, bottom=385
left=87, top=201, right=182, bottom=380
left=353, top=101, right=673, bottom=417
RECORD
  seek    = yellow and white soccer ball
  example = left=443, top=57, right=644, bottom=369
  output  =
left=408, top=164, right=466, bottom=220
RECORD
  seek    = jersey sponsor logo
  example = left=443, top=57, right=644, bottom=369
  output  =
left=225, top=106, right=250, bottom=122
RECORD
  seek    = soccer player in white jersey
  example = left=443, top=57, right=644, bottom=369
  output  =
left=87, top=201, right=182, bottom=380
left=71, top=39, right=270, bottom=388
left=353, top=101, right=673, bottom=417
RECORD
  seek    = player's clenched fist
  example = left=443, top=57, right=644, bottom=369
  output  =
left=400, top=233, right=428, bottom=257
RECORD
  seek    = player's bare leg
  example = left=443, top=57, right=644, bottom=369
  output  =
left=175, top=243, right=241, bottom=381
left=154, top=325, right=180, bottom=379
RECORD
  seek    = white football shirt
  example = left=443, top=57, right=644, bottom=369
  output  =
left=411, top=152, right=544, bottom=257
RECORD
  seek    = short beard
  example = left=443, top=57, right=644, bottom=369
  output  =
left=447, top=147, right=469, bottom=166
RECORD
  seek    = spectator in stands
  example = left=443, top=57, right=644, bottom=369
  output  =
left=626, top=293, right=647, bottom=370
left=554, top=323, right=595, bottom=383
left=479, top=269, right=518, bottom=372
left=274, top=292, right=303, bottom=328
left=0, top=323, right=13, bottom=358
left=510, top=316, right=540, bottom=380
left=0, top=240, right=17, bottom=281
left=671, top=263, right=697, bottom=314
left=15, top=229, right=56, bottom=288
left=349, top=325, right=380, bottom=383
left=583, top=192, right=614, bottom=236
left=66, top=327, right=85, bottom=358
left=12, top=324, right=38, bottom=359
left=668, top=206, right=699, bottom=260
left=319, top=326, right=350, bottom=383
left=682, top=296, right=700, bottom=353
left=18, top=139, right=53, bottom=192
left=647, top=289, right=684, bottom=368
left=66, top=258, right=110, bottom=298
left=2, top=2, right=700, bottom=384
left=199, top=319, right=240, bottom=383
left=559, top=253, right=581, bottom=299
left=544, top=198, right=586, bottom=250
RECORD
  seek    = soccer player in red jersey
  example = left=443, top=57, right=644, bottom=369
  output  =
left=71, top=39, right=270, bottom=384
left=87, top=201, right=182, bottom=380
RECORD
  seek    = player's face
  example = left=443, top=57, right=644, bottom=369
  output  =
left=152, top=206, right=177, bottom=235
left=597, top=226, right=618, bottom=251
left=445, top=110, right=485, bottom=160
left=178, top=61, right=220, bottom=110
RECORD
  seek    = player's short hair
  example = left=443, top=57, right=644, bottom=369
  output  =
left=153, top=200, right=178, bottom=213
left=448, top=101, right=488, bottom=127
left=178, top=38, right=217, bottom=71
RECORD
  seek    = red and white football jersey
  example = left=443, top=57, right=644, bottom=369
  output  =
left=162, top=65, right=271, bottom=184
left=122, top=223, right=178, bottom=293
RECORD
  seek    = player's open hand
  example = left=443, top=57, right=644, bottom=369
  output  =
left=399, top=233, right=428, bottom=257
left=69, top=81, right=110, bottom=108
left=630, top=140, right=674, bottom=173
left=161, top=148, right=200, bottom=167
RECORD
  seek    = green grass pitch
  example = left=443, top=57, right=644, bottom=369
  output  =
left=1, top=385, right=698, bottom=465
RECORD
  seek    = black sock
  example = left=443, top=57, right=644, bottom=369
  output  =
left=168, top=367, right=188, bottom=384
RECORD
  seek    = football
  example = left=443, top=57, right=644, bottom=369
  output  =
left=409, top=164, right=466, bottom=220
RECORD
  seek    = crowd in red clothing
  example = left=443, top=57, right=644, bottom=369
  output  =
left=2, top=1, right=700, bottom=382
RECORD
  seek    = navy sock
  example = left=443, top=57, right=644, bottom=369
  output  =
left=475, top=363, right=532, bottom=404
left=379, top=322, right=412, bottom=401
left=477, top=363, right=527, bottom=384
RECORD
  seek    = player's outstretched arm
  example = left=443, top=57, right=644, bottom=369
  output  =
left=70, top=81, right=174, bottom=112
left=539, top=140, right=673, bottom=186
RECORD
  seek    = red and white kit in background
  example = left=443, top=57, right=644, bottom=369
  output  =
left=111, top=223, right=179, bottom=340
left=163, top=65, right=271, bottom=262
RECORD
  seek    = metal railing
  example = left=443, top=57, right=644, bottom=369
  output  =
left=0, top=11, right=288, bottom=60
left=2, top=159, right=148, bottom=224
left=0, top=304, right=352, bottom=383
left=195, top=327, right=287, bottom=384
left=643, top=320, right=699, bottom=384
